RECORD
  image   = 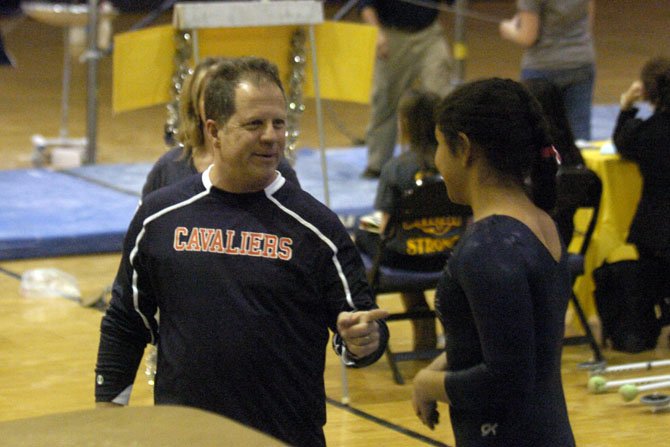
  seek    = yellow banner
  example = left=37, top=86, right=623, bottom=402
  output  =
left=112, top=21, right=376, bottom=113
left=112, top=25, right=175, bottom=113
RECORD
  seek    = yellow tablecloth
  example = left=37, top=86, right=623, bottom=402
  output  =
left=571, top=148, right=642, bottom=319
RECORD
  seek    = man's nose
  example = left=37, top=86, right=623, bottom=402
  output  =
left=260, top=123, right=282, bottom=141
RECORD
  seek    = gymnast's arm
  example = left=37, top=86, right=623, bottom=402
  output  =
left=442, top=242, right=537, bottom=410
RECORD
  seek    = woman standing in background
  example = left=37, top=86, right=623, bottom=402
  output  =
left=500, top=0, right=596, bottom=141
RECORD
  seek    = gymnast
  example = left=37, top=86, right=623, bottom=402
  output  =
left=411, top=78, right=575, bottom=446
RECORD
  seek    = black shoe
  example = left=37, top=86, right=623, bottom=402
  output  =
left=361, top=167, right=381, bottom=179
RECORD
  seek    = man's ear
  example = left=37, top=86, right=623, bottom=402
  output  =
left=205, top=119, right=220, bottom=147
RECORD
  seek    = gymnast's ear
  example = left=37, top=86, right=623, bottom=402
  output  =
left=457, top=131, right=475, bottom=167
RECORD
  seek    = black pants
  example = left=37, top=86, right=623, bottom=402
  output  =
left=638, top=248, right=670, bottom=327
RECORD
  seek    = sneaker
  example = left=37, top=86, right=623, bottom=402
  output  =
left=361, top=167, right=381, bottom=179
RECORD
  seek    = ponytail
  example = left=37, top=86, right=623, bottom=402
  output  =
left=530, top=145, right=560, bottom=211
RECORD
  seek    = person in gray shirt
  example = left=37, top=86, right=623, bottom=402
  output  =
left=500, top=0, right=596, bottom=141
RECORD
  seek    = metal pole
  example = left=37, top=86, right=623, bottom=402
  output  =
left=192, top=29, right=200, bottom=65
left=452, top=0, right=468, bottom=87
left=59, top=28, right=72, bottom=139
left=308, top=25, right=330, bottom=208
left=84, top=0, right=100, bottom=164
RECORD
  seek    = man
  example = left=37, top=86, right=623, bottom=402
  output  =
left=360, top=0, right=453, bottom=178
left=95, top=57, right=389, bottom=447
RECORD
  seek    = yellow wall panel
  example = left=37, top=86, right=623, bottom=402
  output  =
left=112, top=21, right=377, bottom=112
left=112, top=25, right=175, bottom=113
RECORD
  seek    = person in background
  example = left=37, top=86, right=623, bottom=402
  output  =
left=95, top=56, right=389, bottom=447
left=524, top=77, right=585, bottom=246
left=355, top=89, right=465, bottom=351
left=0, top=0, right=21, bottom=67
left=359, top=0, right=453, bottom=178
left=142, top=56, right=299, bottom=198
left=412, top=78, right=574, bottom=446
left=500, top=0, right=595, bottom=141
left=613, top=56, right=670, bottom=341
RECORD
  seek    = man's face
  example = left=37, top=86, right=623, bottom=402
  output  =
left=208, top=80, right=287, bottom=192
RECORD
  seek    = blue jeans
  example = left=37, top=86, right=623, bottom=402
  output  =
left=522, top=64, right=595, bottom=141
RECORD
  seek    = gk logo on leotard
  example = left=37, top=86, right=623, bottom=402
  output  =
left=481, top=423, right=498, bottom=437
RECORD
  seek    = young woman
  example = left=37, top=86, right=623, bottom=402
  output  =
left=412, top=78, right=574, bottom=446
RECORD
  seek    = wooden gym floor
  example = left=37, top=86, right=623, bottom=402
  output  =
left=1, top=1, right=669, bottom=445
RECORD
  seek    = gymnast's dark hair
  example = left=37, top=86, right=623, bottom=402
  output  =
left=435, top=78, right=558, bottom=211
left=204, top=56, right=286, bottom=125
left=641, top=56, right=670, bottom=112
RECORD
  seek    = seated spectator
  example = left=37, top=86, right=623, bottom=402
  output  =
left=355, top=89, right=466, bottom=350
left=613, top=56, right=670, bottom=337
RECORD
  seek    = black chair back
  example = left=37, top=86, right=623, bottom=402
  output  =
left=555, top=166, right=602, bottom=255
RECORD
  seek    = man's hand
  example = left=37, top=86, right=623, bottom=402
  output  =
left=337, top=309, right=389, bottom=359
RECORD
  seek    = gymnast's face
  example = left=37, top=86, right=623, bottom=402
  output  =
left=207, top=81, right=286, bottom=193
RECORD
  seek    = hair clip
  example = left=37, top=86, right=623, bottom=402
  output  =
left=540, top=145, right=562, bottom=165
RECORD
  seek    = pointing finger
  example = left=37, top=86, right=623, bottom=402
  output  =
left=359, top=308, right=390, bottom=323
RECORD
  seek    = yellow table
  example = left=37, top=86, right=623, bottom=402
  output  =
left=571, top=148, right=642, bottom=319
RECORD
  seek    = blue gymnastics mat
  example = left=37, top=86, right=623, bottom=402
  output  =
left=0, top=168, right=143, bottom=260
left=0, top=147, right=377, bottom=260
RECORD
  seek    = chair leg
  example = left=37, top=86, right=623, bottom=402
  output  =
left=385, top=344, right=406, bottom=385
left=400, top=292, right=437, bottom=351
left=565, top=292, right=604, bottom=362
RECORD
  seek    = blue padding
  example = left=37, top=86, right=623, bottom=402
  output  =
left=294, top=146, right=377, bottom=225
left=0, top=169, right=140, bottom=260
left=0, top=148, right=378, bottom=260
left=590, top=103, right=652, bottom=141
left=67, top=163, right=152, bottom=196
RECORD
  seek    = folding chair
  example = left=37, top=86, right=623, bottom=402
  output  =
left=554, top=166, right=604, bottom=363
left=359, top=175, right=472, bottom=384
